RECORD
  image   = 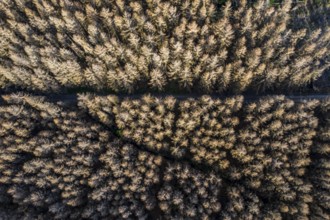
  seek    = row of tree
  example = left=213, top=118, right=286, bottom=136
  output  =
left=0, top=0, right=329, bottom=93
left=1, top=93, right=329, bottom=219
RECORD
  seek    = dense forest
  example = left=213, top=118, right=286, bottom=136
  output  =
left=0, top=0, right=329, bottom=219
left=0, top=0, right=329, bottom=93
left=0, top=93, right=329, bottom=219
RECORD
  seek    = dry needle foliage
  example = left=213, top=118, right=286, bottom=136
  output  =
left=158, top=163, right=222, bottom=219
left=0, top=0, right=329, bottom=93
left=75, top=93, right=330, bottom=219
left=0, top=95, right=329, bottom=219
left=174, top=96, right=243, bottom=166
left=309, top=98, right=330, bottom=219
left=232, top=96, right=319, bottom=219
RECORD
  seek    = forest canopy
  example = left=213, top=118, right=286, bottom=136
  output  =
left=0, top=93, right=329, bottom=219
left=0, top=0, right=329, bottom=93
left=0, top=0, right=329, bottom=219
